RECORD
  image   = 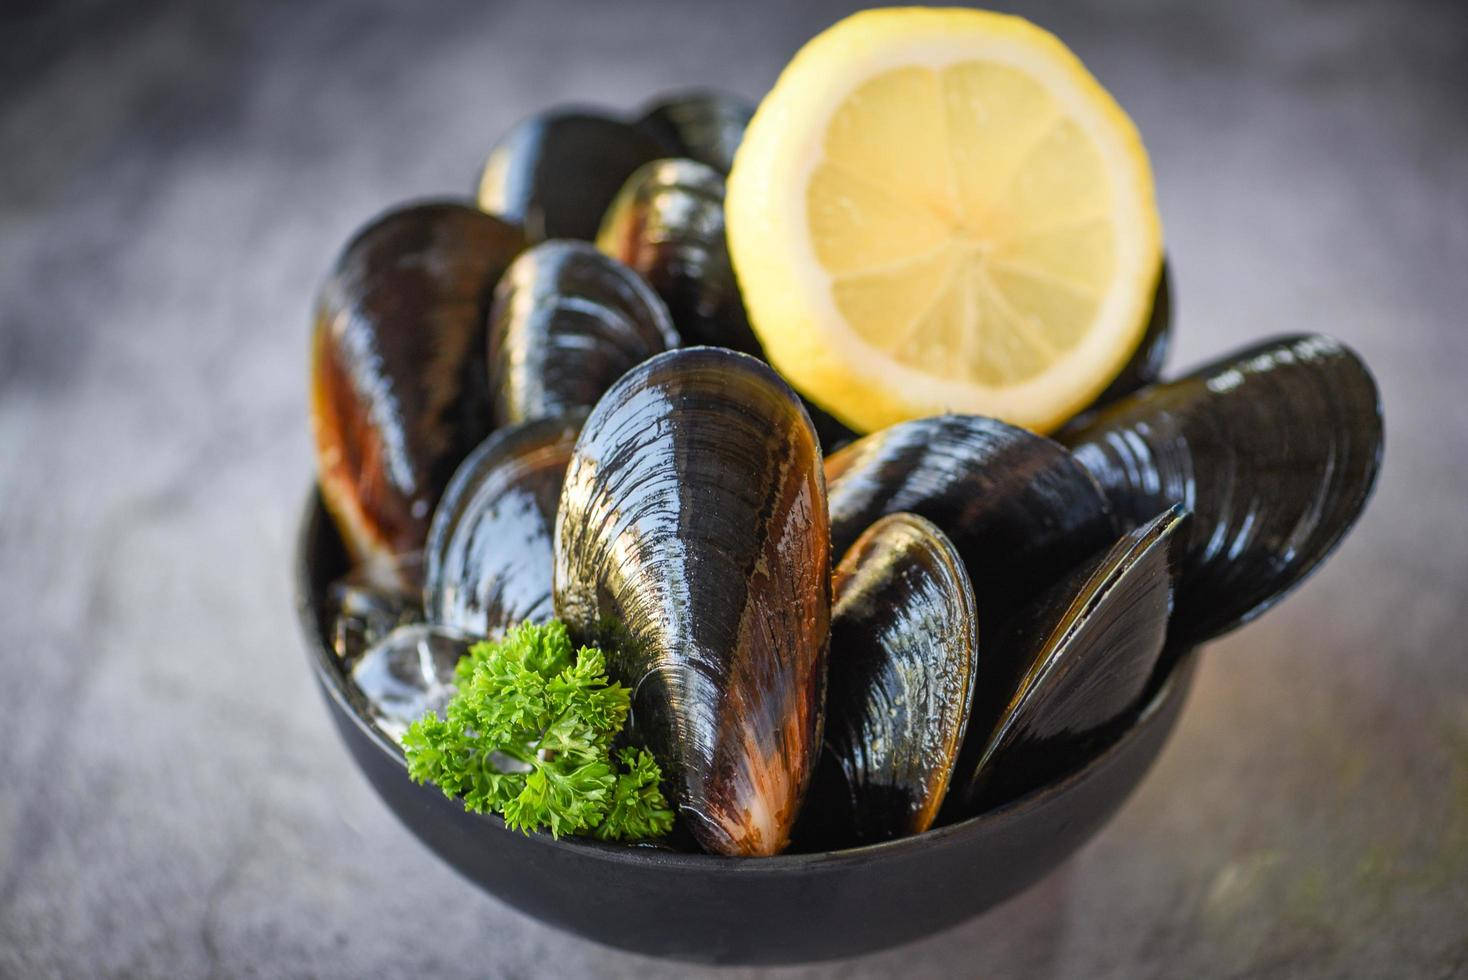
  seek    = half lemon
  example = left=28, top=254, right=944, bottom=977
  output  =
left=726, top=7, right=1163, bottom=434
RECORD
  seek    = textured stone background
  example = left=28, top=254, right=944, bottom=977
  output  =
left=2, top=0, right=1466, bottom=976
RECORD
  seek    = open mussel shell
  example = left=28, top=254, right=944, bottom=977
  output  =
left=423, top=414, right=584, bottom=640
left=596, top=158, right=762, bottom=354
left=350, top=623, right=474, bottom=744
left=1060, top=334, right=1384, bottom=644
left=487, top=240, right=678, bottom=426
left=310, top=201, right=525, bottom=586
left=633, top=90, right=754, bottom=175
left=952, top=505, right=1188, bottom=814
left=554, top=346, right=830, bottom=857
left=825, top=414, right=1116, bottom=626
left=477, top=110, right=670, bottom=241
left=799, top=513, right=978, bottom=849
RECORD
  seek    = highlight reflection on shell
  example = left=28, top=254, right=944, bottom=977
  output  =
left=634, top=90, right=754, bottom=175
left=553, top=347, right=830, bottom=857
left=1060, top=334, right=1383, bottom=644
left=825, top=414, right=1116, bottom=626
left=953, top=505, right=1188, bottom=814
left=802, top=513, right=978, bottom=848
left=310, top=201, right=525, bottom=586
left=424, top=414, right=584, bottom=640
left=487, top=240, right=678, bottom=427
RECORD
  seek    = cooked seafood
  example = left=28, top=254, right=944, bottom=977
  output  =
left=554, top=347, right=830, bottom=856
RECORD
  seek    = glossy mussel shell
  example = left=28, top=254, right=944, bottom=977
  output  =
left=596, top=158, right=763, bottom=355
left=1060, top=334, right=1383, bottom=644
left=554, top=347, right=830, bottom=857
left=477, top=110, right=670, bottom=241
left=487, top=240, right=678, bottom=427
left=952, top=505, right=1188, bottom=814
left=825, top=414, right=1116, bottom=626
left=310, top=201, right=525, bottom=586
left=634, top=90, right=754, bottom=175
left=800, top=513, right=978, bottom=848
left=423, top=414, right=584, bottom=640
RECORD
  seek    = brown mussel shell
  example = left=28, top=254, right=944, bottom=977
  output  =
left=423, top=414, right=585, bottom=640
left=825, top=414, right=1116, bottom=627
left=554, top=346, right=830, bottom=857
left=800, top=513, right=978, bottom=849
left=952, top=505, right=1188, bottom=814
left=310, top=201, right=525, bottom=586
left=477, top=110, right=670, bottom=242
left=596, top=158, right=763, bottom=355
left=487, top=240, right=678, bottom=427
left=1059, top=334, right=1383, bottom=644
left=634, top=90, right=754, bottom=175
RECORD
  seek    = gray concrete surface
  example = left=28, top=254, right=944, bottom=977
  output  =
left=2, top=0, right=1466, bottom=976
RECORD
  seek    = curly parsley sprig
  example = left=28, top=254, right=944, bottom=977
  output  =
left=401, top=620, right=674, bottom=841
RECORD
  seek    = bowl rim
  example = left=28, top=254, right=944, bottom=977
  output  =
left=297, top=486, right=1195, bottom=872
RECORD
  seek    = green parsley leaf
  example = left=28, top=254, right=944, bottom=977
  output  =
left=402, top=620, right=674, bottom=842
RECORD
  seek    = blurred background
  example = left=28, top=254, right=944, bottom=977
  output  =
left=1, top=0, right=1465, bottom=976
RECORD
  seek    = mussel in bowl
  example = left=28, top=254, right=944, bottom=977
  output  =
left=1060, top=334, right=1383, bottom=644
left=799, top=512, right=979, bottom=849
left=487, top=240, right=678, bottom=426
left=423, top=414, right=584, bottom=639
left=825, top=414, right=1116, bottom=626
left=310, top=201, right=525, bottom=586
left=634, top=90, right=754, bottom=175
left=554, top=346, right=830, bottom=857
left=477, top=109, right=671, bottom=241
left=950, top=505, right=1188, bottom=814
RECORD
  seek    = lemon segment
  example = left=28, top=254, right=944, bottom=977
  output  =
left=726, top=7, right=1162, bottom=434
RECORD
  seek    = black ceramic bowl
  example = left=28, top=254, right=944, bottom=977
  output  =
left=296, top=491, right=1198, bottom=965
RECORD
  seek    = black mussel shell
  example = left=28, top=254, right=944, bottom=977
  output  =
left=1060, top=334, right=1383, bottom=644
left=554, top=347, right=830, bottom=857
left=952, top=505, right=1188, bottom=814
left=349, top=623, right=474, bottom=743
left=800, top=513, right=978, bottom=849
left=596, top=158, right=762, bottom=354
left=310, top=202, right=525, bottom=585
left=423, top=414, right=584, bottom=639
left=634, top=90, right=754, bottom=175
left=825, top=414, right=1116, bottom=626
left=487, top=240, right=678, bottom=427
left=477, top=110, right=670, bottom=241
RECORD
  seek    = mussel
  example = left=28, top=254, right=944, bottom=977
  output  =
left=952, top=505, right=1188, bottom=813
left=350, top=623, right=474, bottom=743
left=554, top=347, right=830, bottom=857
left=634, top=91, right=754, bottom=175
left=1060, top=334, right=1383, bottom=644
left=825, top=414, right=1116, bottom=626
left=487, top=240, right=679, bottom=427
left=800, top=513, right=978, bottom=848
left=423, top=415, right=584, bottom=639
left=477, top=110, right=670, bottom=241
left=596, top=158, right=762, bottom=354
left=310, top=202, right=525, bottom=586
